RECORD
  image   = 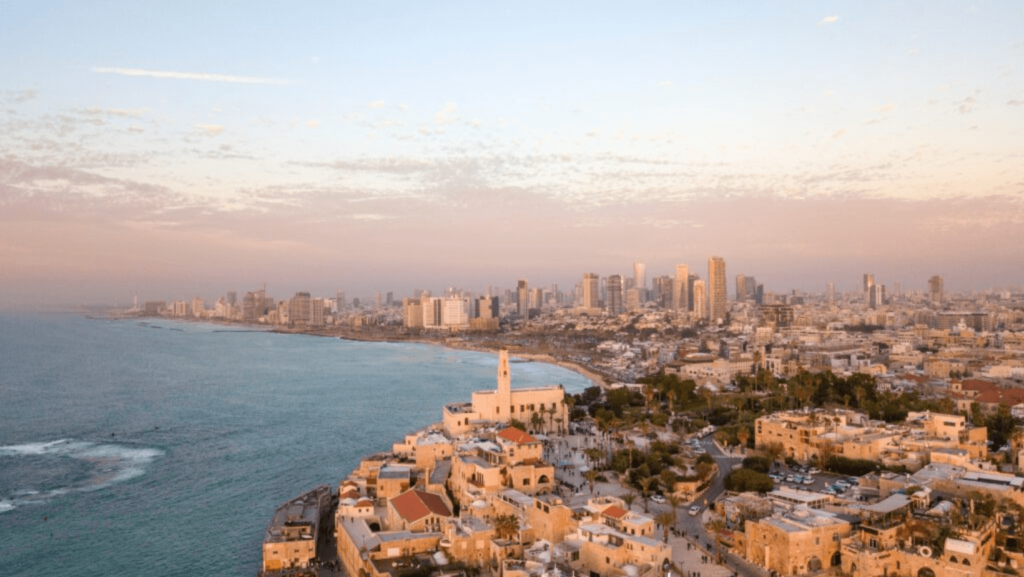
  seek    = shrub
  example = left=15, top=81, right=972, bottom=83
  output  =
left=741, top=456, right=772, bottom=474
left=724, top=469, right=774, bottom=493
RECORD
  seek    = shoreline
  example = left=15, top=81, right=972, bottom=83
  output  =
left=96, top=311, right=610, bottom=391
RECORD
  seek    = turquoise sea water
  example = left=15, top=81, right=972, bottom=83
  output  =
left=0, top=313, right=592, bottom=577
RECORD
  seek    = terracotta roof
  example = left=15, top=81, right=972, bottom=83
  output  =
left=602, top=505, right=629, bottom=519
left=976, top=388, right=1024, bottom=406
left=339, top=490, right=360, bottom=500
left=355, top=499, right=374, bottom=508
left=498, top=427, right=538, bottom=445
left=390, top=489, right=452, bottom=523
left=962, top=379, right=997, bottom=392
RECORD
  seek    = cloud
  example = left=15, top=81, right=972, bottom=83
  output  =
left=368, top=100, right=386, bottom=109
left=195, top=124, right=224, bottom=136
left=657, top=81, right=673, bottom=89
left=957, top=95, right=977, bottom=114
left=350, top=214, right=394, bottom=221
left=92, top=67, right=294, bottom=85
left=822, top=89, right=834, bottom=98
left=5, top=89, right=38, bottom=103
left=907, top=49, right=920, bottom=57
left=832, top=128, right=846, bottom=139
left=878, top=104, right=897, bottom=113
left=434, top=102, right=458, bottom=126
left=305, top=119, right=320, bottom=129
left=818, top=16, right=840, bottom=26
left=1008, top=100, right=1023, bottom=106
left=398, top=103, right=409, bottom=112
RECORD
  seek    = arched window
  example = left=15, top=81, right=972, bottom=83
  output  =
left=917, top=568, right=937, bottom=577
left=950, top=556, right=959, bottom=563
left=831, top=552, right=842, bottom=566
left=963, top=559, right=971, bottom=566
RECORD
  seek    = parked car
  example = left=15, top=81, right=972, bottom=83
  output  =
left=785, top=475, right=795, bottom=482
left=651, top=495, right=666, bottom=504
left=689, top=505, right=702, bottom=516
left=802, top=477, right=815, bottom=485
left=808, top=467, right=821, bottom=475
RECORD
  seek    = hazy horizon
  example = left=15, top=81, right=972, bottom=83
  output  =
left=2, top=2, right=1022, bottom=308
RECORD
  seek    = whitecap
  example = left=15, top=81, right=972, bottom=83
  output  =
left=0, top=439, right=164, bottom=511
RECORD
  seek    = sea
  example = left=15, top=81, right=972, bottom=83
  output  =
left=0, top=313, right=593, bottom=577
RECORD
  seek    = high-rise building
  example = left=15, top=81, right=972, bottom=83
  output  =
left=826, top=282, right=836, bottom=306
left=607, top=275, right=624, bottom=315
left=735, top=275, right=748, bottom=301
left=929, top=275, right=944, bottom=305
left=289, top=292, right=312, bottom=324
left=516, top=279, right=529, bottom=318
left=863, top=274, right=875, bottom=303
left=633, top=261, right=647, bottom=293
left=673, top=264, right=689, bottom=312
left=226, top=291, right=237, bottom=306
left=625, top=288, right=641, bottom=312
left=708, top=256, right=727, bottom=323
left=692, top=279, right=707, bottom=320
left=581, top=273, right=600, bottom=311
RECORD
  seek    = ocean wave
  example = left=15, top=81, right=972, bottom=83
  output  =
left=0, top=439, right=164, bottom=513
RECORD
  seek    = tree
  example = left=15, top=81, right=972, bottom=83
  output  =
left=656, top=511, right=675, bottom=543
left=737, top=427, right=751, bottom=449
left=585, top=469, right=600, bottom=496
left=723, top=468, right=773, bottom=493
left=667, top=494, right=683, bottom=525
left=762, top=441, right=785, bottom=465
left=639, top=476, right=657, bottom=512
left=494, top=514, right=520, bottom=541
left=530, top=412, right=545, bottom=433
left=622, top=491, right=638, bottom=511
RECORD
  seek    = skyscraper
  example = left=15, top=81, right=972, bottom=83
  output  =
left=673, top=264, right=689, bottom=312
left=692, top=279, right=707, bottom=320
left=633, top=262, right=646, bottom=300
left=735, top=275, right=747, bottom=301
left=581, top=273, right=600, bottom=311
left=928, top=275, right=944, bottom=305
left=516, top=279, right=529, bottom=317
left=607, top=275, right=624, bottom=315
left=708, top=256, right=727, bottom=323
left=863, top=274, right=875, bottom=303
left=826, top=281, right=836, bottom=306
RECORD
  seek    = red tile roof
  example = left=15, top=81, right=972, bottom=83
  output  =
left=498, top=427, right=538, bottom=445
left=390, top=490, right=452, bottom=523
left=602, top=505, right=629, bottom=520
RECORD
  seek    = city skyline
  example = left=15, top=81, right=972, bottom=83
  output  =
left=2, top=2, right=1022, bottom=308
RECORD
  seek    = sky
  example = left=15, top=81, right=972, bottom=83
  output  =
left=1, top=1, right=1022, bottom=308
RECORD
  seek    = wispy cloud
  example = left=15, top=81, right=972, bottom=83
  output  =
left=878, top=104, right=896, bottom=113
left=92, top=67, right=294, bottom=85
left=957, top=95, right=977, bottom=114
left=368, top=100, right=387, bottom=109
left=818, top=16, right=840, bottom=26
left=195, top=124, right=225, bottom=136
left=832, top=128, right=847, bottom=139
left=1008, top=100, right=1023, bottom=106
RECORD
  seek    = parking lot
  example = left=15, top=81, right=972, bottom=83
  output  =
left=767, top=463, right=864, bottom=498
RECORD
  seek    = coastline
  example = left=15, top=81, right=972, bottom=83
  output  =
left=95, top=311, right=609, bottom=390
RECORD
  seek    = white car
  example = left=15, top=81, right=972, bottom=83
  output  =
left=688, top=505, right=701, bottom=516
left=651, top=495, right=666, bottom=504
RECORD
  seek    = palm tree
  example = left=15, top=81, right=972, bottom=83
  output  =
left=667, top=494, right=683, bottom=525
left=494, top=514, right=520, bottom=542
left=656, top=511, right=675, bottom=543
left=639, top=476, right=657, bottom=512
left=585, top=469, right=600, bottom=496
left=622, top=491, right=638, bottom=511
left=530, top=412, right=544, bottom=434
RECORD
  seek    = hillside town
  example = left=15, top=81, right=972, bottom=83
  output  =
left=129, top=266, right=1024, bottom=577
left=259, top=337, right=1024, bottom=577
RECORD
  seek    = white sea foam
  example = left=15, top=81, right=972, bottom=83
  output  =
left=0, top=439, right=164, bottom=511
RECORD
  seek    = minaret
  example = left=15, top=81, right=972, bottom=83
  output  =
left=497, top=349, right=511, bottom=423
